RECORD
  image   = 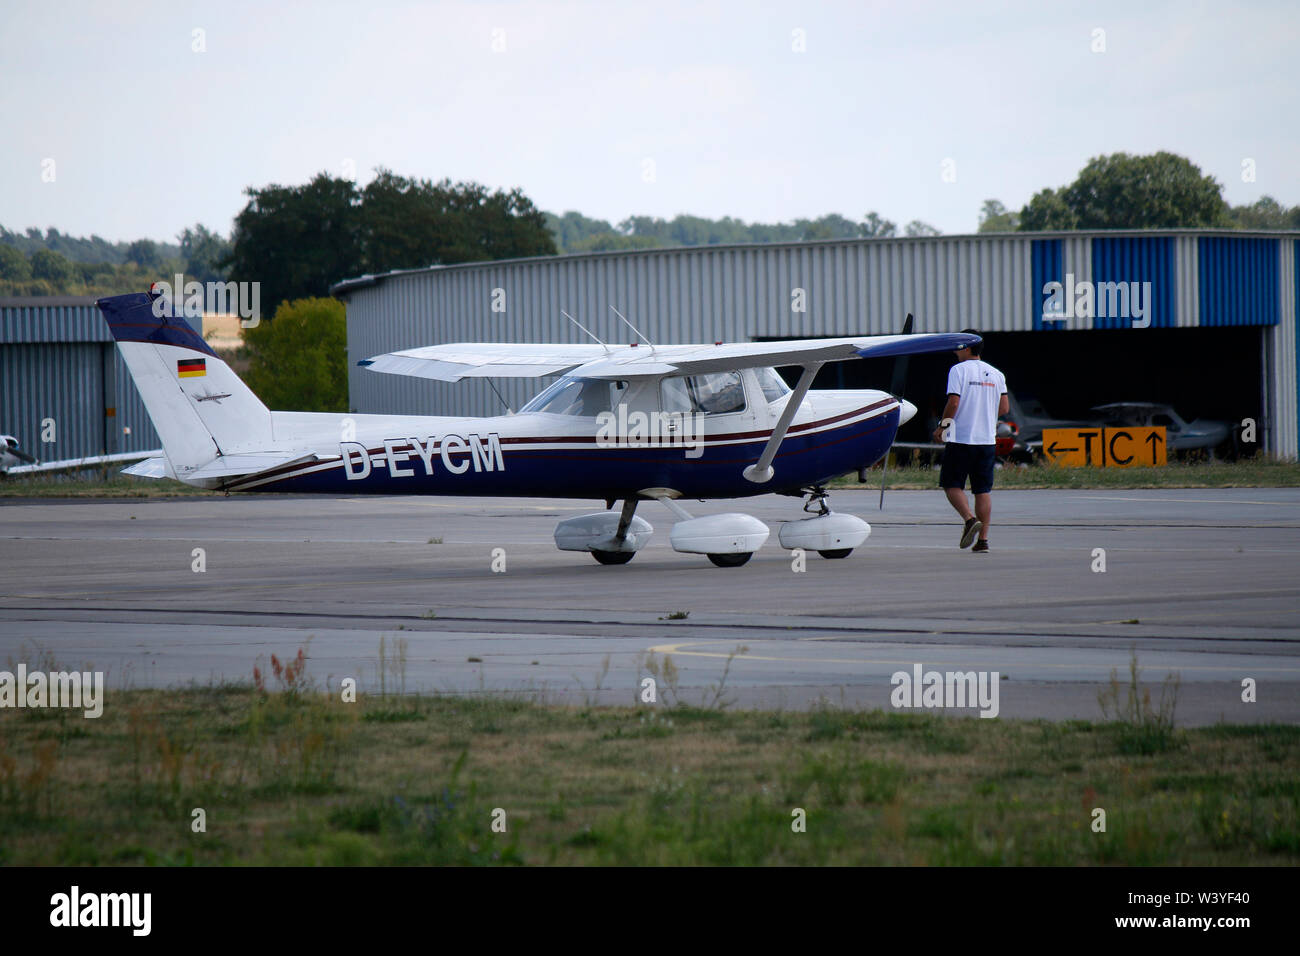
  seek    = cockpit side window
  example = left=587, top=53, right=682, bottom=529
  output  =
left=660, top=376, right=694, bottom=414
left=690, top=371, right=746, bottom=414
left=660, top=372, right=747, bottom=416
left=520, top=377, right=615, bottom=416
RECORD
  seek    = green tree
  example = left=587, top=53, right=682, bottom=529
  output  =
left=0, top=244, right=32, bottom=281
left=1019, top=152, right=1230, bottom=230
left=1019, top=188, right=1077, bottom=230
left=568, top=233, right=661, bottom=253
left=1229, top=195, right=1300, bottom=230
left=360, top=170, right=555, bottom=273
left=29, top=248, right=75, bottom=283
left=618, top=215, right=674, bottom=244
left=0, top=224, right=179, bottom=265
left=859, top=211, right=896, bottom=238
left=544, top=210, right=618, bottom=251
left=904, top=220, right=942, bottom=237
left=241, top=297, right=348, bottom=412
left=795, top=214, right=861, bottom=240
left=226, top=173, right=363, bottom=312
left=179, top=224, right=231, bottom=282
left=125, top=239, right=162, bottom=269
left=978, top=199, right=1020, bottom=232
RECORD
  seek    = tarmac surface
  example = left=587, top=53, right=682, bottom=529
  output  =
left=1, top=488, right=1298, bottom=724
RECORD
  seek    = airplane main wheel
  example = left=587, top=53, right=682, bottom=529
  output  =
left=591, top=550, right=636, bottom=565
left=707, top=552, right=753, bottom=568
left=818, top=548, right=853, bottom=559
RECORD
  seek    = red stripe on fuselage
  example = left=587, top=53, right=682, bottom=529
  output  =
left=223, top=398, right=898, bottom=490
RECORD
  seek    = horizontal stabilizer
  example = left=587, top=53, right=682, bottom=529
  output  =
left=121, top=456, right=173, bottom=479
left=186, top=452, right=318, bottom=480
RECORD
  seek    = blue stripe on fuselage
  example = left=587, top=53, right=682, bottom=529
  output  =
left=235, top=406, right=899, bottom=498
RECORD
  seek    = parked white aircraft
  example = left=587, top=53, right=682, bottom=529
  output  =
left=97, top=291, right=977, bottom=566
left=0, top=434, right=160, bottom=477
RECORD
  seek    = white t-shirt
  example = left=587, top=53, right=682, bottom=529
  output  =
left=946, top=359, right=1007, bottom=445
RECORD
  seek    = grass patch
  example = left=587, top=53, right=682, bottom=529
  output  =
left=836, top=457, right=1300, bottom=491
left=0, top=473, right=206, bottom=497
left=1097, top=649, right=1184, bottom=755
left=1, top=685, right=1296, bottom=865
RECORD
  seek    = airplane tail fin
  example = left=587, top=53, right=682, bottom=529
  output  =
left=96, top=292, right=274, bottom=479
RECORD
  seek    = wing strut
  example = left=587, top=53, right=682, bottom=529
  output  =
left=742, top=363, right=821, bottom=484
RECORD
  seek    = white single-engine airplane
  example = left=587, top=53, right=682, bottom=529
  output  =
left=96, top=290, right=977, bottom=566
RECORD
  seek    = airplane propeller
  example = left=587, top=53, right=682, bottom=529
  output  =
left=879, top=312, right=914, bottom=510
left=1, top=436, right=36, bottom=464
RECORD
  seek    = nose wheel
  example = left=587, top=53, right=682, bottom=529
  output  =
left=777, top=486, right=872, bottom=558
left=592, top=550, right=636, bottom=565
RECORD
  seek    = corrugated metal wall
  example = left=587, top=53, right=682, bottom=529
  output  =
left=0, top=299, right=162, bottom=462
left=1174, top=235, right=1199, bottom=327
left=1290, top=241, right=1300, bottom=454
left=1264, top=241, right=1297, bottom=458
left=1030, top=239, right=1062, bottom=331
left=343, top=232, right=1300, bottom=455
left=1090, top=236, right=1175, bottom=329
left=345, top=236, right=1035, bottom=418
left=0, top=298, right=111, bottom=343
left=1, top=343, right=103, bottom=458
left=1198, top=237, right=1279, bottom=326
left=6, top=234, right=1296, bottom=462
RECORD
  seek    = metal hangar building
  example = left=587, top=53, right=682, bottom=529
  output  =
left=342, top=229, right=1289, bottom=460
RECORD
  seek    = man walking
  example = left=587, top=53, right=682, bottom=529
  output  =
left=932, top=329, right=1008, bottom=552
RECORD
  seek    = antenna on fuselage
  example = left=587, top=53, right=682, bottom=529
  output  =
left=560, top=310, right=610, bottom=353
left=610, top=306, right=654, bottom=351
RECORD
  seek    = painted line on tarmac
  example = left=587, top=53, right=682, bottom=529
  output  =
left=645, top=640, right=1300, bottom=674
left=1072, top=495, right=1295, bottom=506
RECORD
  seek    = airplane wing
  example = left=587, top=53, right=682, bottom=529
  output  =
left=358, top=343, right=610, bottom=382
left=2, top=449, right=164, bottom=477
left=577, top=333, right=977, bottom=378
left=360, top=332, right=979, bottom=382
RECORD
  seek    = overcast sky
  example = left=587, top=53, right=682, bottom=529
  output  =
left=2, top=0, right=1297, bottom=243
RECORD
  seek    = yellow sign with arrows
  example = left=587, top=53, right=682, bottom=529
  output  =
left=1041, top=427, right=1167, bottom=468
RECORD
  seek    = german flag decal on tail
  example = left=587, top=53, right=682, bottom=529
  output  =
left=177, top=358, right=206, bottom=378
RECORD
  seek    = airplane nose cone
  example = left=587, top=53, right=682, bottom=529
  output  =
left=898, top=398, right=918, bottom=425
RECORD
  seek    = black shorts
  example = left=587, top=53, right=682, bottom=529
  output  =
left=939, top=442, right=996, bottom=494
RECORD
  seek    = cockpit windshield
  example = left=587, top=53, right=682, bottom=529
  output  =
left=519, top=377, right=618, bottom=417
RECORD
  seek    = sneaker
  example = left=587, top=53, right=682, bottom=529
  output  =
left=971, top=539, right=989, bottom=553
left=959, top=517, right=981, bottom=549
